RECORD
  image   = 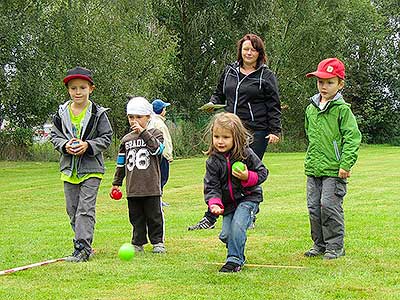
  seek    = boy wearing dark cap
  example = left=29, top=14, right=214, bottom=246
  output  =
left=50, top=66, right=113, bottom=262
left=150, top=99, right=173, bottom=206
left=304, top=58, right=362, bottom=259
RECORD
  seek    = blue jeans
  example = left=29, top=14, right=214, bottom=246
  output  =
left=219, top=201, right=259, bottom=266
left=160, top=157, right=169, bottom=191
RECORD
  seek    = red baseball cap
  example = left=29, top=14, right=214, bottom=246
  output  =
left=63, top=66, right=94, bottom=85
left=306, top=58, right=345, bottom=79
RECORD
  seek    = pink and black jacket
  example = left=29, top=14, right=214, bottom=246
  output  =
left=204, top=147, right=268, bottom=216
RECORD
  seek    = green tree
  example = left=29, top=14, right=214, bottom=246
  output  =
left=343, top=0, right=400, bottom=143
left=0, top=0, right=177, bottom=140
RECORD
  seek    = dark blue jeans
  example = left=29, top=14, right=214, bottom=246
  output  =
left=249, top=130, right=269, bottom=160
left=160, top=157, right=169, bottom=192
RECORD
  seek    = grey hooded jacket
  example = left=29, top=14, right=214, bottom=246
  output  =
left=50, top=101, right=113, bottom=177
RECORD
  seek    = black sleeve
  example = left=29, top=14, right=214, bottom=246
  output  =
left=209, top=66, right=229, bottom=105
left=264, top=72, right=282, bottom=135
left=204, top=158, right=223, bottom=205
left=246, top=148, right=269, bottom=185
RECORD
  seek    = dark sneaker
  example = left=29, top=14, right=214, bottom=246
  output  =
left=304, top=247, right=325, bottom=257
left=152, top=243, right=166, bottom=254
left=65, top=248, right=90, bottom=263
left=248, top=221, right=256, bottom=230
left=188, top=217, right=215, bottom=230
left=219, top=262, right=241, bottom=273
left=323, top=248, right=345, bottom=260
left=89, top=249, right=95, bottom=259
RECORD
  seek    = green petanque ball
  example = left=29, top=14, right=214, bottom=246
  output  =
left=232, top=161, right=245, bottom=172
left=118, top=243, right=135, bottom=261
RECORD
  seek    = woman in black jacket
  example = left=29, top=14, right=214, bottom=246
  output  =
left=188, top=33, right=281, bottom=231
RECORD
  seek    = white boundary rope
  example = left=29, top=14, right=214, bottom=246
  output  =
left=0, top=257, right=67, bottom=276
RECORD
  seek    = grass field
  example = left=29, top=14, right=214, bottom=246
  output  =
left=0, top=145, right=399, bottom=299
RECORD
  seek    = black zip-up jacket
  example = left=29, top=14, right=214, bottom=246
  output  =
left=204, top=148, right=268, bottom=216
left=210, top=62, right=281, bottom=134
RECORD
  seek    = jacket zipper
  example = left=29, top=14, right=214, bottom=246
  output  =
left=247, top=103, right=255, bottom=121
left=225, top=154, right=237, bottom=207
left=233, top=70, right=240, bottom=115
left=231, top=65, right=260, bottom=121
left=333, top=140, right=341, bottom=161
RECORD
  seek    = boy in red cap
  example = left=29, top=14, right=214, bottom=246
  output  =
left=51, top=66, right=113, bottom=262
left=304, top=58, right=362, bottom=259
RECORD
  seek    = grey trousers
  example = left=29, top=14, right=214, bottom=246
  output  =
left=64, top=177, right=101, bottom=250
left=306, top=176, right=347, bottom=251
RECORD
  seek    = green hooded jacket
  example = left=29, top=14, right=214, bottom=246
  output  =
left=305, top=92, right=362, bottom=177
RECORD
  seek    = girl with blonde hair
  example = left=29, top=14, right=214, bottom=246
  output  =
left=203, top=112, right=268, bottom=272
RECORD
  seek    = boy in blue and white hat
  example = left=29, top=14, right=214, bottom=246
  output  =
left=150, top=99, right=173, bottom=206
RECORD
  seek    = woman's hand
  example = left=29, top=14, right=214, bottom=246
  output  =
left=266, top=133, right=280, bottom=144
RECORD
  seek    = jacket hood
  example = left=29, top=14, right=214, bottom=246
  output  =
left=310, top=92, right=349, bottom=108
left=228, top=61, right=268, bottom=73
left=211, top=151, right=229, bottom=162
left=58, top=100, right=109, bottom=116
left=210, top=147, right=252, bottom=162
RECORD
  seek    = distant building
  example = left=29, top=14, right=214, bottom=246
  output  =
left=33, top=123, right=52, bottom=143
left=0, top=119, right=10, bottom=130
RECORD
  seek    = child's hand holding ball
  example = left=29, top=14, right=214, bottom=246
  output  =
left=232, top=161, right=248, bottom=181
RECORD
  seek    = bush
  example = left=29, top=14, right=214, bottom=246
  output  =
left=0, top=128, right=33, bottom=160
left=267, top=134, right=308, bottom=153
left=389, top=136, right=400, bottom=146
left=169, top=118, right=209, bottom=158
left=30, top=142, right=59, bottom=161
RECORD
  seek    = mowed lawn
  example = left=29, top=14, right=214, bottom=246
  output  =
left=0, top=145, right=399, bottom=299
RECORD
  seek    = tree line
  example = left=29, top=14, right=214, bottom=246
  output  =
left=0, top=0, right=399, bottom=155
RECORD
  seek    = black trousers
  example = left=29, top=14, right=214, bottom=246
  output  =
left=127, top=196, right=164, bottom=246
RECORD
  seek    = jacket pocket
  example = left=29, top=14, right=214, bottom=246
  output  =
left=333, top=140, right=341, bottom=161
